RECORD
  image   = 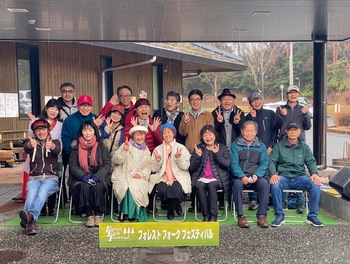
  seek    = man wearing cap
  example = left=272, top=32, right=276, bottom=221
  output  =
left=275, top=85, right=311, bottom=142
left=57, top=82, right=78, bottom=120
left=245, top=92, right=278, bottom=210
left=153, top=91, right=186, bottom=145
left=212, top=88, right=245, bottom=148
left=100, top=85, right=135, bottom=118
left=19, top=119, right=61, bottom=235
left=269, top=121, right=323, bottom=227
left=61, top=95, right=104, bottom=162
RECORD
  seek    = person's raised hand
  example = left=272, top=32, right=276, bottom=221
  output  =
left=233, top=110, right=242, bottom=124
left=279, top=106, right=287, bottom=116
left=28, top=136, right=37, bottom=148
left=301, top=106, right=310, bottom=115
left=194, top=144, right=202, bottom=157
left=174, top=147, right=182, bottom=159
left=149, top=117, right=161, bottom=132
left=215, top=109, right=223, bottom=123
left=45, top=137, right=53, bottom=150
left=249, top=105, right=257, bottom=118
left=27, top=112, right=36, bottom=122
left=109, top=94, right=119, bottom=105
left=213, top=143, right=219, bottom=153
left=123, top=137, right=131, bottom=151
left=154, top=149, right=162, bottom=162
left=130, top=116, right=138, bottom=127
left=93, top=115, right=105, bottom=127
left=105, top=117, right=112, bottom=129
left=184, top=112, right=190, bottom=124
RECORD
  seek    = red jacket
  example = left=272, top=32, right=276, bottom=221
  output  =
left=124, top=110, right=162, bottom=153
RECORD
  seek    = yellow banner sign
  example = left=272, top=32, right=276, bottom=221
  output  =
left=99, top=222, right=219, bottom=248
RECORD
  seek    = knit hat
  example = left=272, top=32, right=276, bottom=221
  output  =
left=160, top=123, right=177, bottom=134
left=134, top=98, right=150, bottom=108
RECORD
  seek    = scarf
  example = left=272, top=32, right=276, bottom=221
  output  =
left=48, top=118, right=57, bottom=131
left=165, top=109, right=179, bottom=124
left=138, top=117, right=149, bottom=127
left=131, top=139, right=147, bottom=150
left=78, top=135, right=98, bottom=174
left=165, top=144, right=175, bottom=184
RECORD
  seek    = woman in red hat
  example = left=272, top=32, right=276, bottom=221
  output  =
left=100, top=104, right=125, bottom=154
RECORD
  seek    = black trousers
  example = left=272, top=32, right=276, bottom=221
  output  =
left=195, top=180, right=220, bottom=218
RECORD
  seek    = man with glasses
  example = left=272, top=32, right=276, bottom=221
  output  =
left=153, top=91, right=185, bottom=145
left=100, top=85, right=135, bottom=118
left=57, top=82, right=78, bottom=120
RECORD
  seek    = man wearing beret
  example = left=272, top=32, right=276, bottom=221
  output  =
left=269, top=121, right=323, bottom=227
left=19, top=119, right=61, bottom=235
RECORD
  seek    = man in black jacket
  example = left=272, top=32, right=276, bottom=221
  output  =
left=153, top=91, right=185, bottom=145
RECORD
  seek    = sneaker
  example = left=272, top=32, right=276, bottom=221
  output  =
left=306, top=216, right=324, bottom=227
left=257, top=216, right=269, bottom=228
left=271, top=214, right=285, bottom=227
left=248, top=201, right=259, bottom=210
left=86, top=216, right=95, bottom=228
left=297, top=203, right=304, bottom=214
left=238, top=215, right=249, bottom=228
left=94, top=215, right=103, bottom=227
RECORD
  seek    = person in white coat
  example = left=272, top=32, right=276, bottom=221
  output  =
left=149, top=123, right=191, bottom=220
left=111, top=125, right=151, bottom=222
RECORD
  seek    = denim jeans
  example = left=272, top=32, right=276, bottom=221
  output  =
left=270, top=175, right=320, bottom=217
left=26, top=179, right=59, bottom=221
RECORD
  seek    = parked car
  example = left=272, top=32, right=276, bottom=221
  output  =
left=263, top=101, right=286, bottom=112
left=19, top=90, right=32, bottom=115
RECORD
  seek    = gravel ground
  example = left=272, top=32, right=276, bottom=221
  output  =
left=1, top=208, right=350, bottom=264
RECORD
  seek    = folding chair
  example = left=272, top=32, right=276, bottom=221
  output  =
left=283, top=189, right=309, bottom=223
left=232, top=189, right=257, bottom=223
left=194, top=189, right=228, bottom=222
left=152, top=190, right=187, bottom=222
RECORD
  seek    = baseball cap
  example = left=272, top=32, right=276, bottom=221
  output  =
left=129, top=125, right=148, bottom=136
left=287, top=85, right=300, bottom=93
left=110, top=104, right=125, bottom=115
left=248, top=92, right=262, bottom=103
left=286, top=121, right=302, bottom=130
left=77, top=95, right=93, bottom=105
left=31, top=119, right=50, bottom=131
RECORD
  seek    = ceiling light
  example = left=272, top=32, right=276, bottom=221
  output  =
left=35, top=27, right=51, bottom=31
left=233, top=29, right=248, bottom=33
left=252, top=11, right=271, bottom=16
left=7, top=8, right=28, bottom=13
left=3, top=27, right=16, bottom=30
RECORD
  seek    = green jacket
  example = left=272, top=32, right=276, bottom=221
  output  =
left=268, top=139, right=318, bottom=179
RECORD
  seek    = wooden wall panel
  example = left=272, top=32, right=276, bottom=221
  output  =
left=0, top=42, right=183, bottom=135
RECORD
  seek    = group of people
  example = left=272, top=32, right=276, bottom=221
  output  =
left=19, top=82, right=323, bottom=236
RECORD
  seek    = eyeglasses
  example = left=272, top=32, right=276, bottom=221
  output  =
left=61, top=89, right=74, bottom=94
left=165, top=100, right=178, bottom=103
left=221, top=98, right=234, bottom=102
left=119, top=95, right=131, bottom=99
left=190, top=98, right=202, bottom=102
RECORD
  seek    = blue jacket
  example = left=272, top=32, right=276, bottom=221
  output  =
left=230, top=136, right=269, bottom=179
left=61, top=111, right=98, bottom=154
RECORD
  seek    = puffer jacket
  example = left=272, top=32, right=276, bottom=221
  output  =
left=68, top=142, right=111, bottom=190
left=123, top=110, right=162, bottom=153
left=189, top=143, right=231, bottom=194
left=24, top=139, right=61, bottom=177
left=230, top=136, right=268, bottom=179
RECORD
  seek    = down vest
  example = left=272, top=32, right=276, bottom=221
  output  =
left=189, top=143, right=231, bottom=194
